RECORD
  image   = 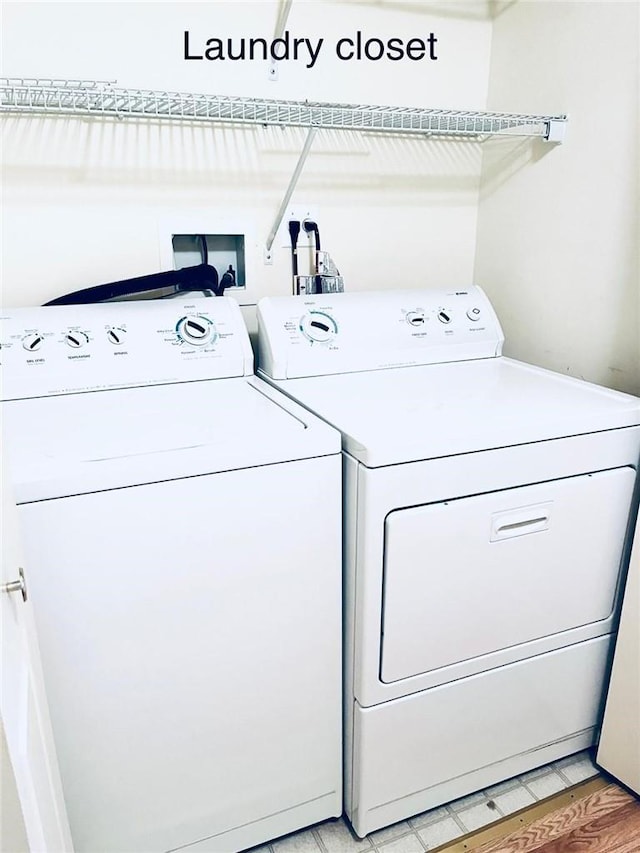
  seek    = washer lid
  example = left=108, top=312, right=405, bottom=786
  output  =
left=264, top=357, right=640, bottom=467
left=4, top=377, right=340, bottom=502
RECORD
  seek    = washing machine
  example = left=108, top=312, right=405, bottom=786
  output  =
left=0, top=297, right=343, bottom=853
left=257, top=287, right=640, bottom=837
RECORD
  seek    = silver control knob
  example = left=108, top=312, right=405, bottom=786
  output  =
left=65, top=331, right=89, bottom=349
left=300, top=311, right=338, bottom=343
left=107, top=327, right=127, bottom=345
left=467, top=307, right=482, bottom=322
left=406, top=311, right=425, bottom=327
left=176, top=315, right=216, bottom=347
left=437, top=310, right=452, bottom=324
left=22, top=333, right=44, bottom=352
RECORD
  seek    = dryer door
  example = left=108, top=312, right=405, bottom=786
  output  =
left=380, top=467, right=636, bottom=683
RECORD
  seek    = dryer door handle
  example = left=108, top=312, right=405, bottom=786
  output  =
left=490, top=503, right=552, bottom=541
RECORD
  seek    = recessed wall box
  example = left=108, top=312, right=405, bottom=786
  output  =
left=172, top=234, right=246, bottom=290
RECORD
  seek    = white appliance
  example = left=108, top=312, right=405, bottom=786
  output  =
left=257, top=287, right=640, bottom=838
left=1, top=298, right=343, bottom=853
left=597, top=510, right=640, bottom=794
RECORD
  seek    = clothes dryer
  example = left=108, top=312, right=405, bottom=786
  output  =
left=257, top=287, right=640, bottom=837
left=1, top=298, right=342, bottom=852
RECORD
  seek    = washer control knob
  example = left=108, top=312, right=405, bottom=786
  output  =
left=176, top=315, right=216, bottom=347
left=22, top=333, right=44, bottom=352
left=467, top=307, right=482, bottom=322
left=300, top=311, right=338, bottom=343
left=107, top=327, right=127, bottom=345
left=406, top=311, right=425, bottom=327
left=65, top=331, right=89, bottom=349
left=437, top=310, right=452, bottom=324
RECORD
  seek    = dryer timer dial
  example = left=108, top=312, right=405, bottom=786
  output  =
left=406, top=311, right=425, bottom=327
left=300, top=311, right=338, bottom=343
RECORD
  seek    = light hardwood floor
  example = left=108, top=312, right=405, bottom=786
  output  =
left=446, top=780, right=640, bottom=853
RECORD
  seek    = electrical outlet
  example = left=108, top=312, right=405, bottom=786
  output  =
left=281, top=205, right=319, bottom=247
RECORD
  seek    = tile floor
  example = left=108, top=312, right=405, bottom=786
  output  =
left=247, top=750, right=600, bottom=853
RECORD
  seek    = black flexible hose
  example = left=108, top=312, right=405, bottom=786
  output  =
left=289, top=220, right=301, bottom=279
left=43, top=264, right=220, bottom=305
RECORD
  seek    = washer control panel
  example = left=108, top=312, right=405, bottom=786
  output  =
left=257, top=286, right=504, bottom=379
left=176, top=314, right=217, bottom=347
left=1, top=298, right=253, bottom=400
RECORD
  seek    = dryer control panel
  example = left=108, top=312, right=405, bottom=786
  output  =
left=0, top=298, right=254, bottom=400
left=257, top=287, right=504, bottom=379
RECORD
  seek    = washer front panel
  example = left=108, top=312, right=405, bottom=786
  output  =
left=19, top=457, right=343, bottom=852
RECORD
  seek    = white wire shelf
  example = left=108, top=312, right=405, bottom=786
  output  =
left=0, top=77, right=566, bottom=141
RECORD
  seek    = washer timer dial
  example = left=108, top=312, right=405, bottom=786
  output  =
left=176, top=315, right=216, bottom=347
left=300, top=311, right=338, bottom=343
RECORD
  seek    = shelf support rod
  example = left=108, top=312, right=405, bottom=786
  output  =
left=274, top=0, right=293, bottom=38
left=269, top=1, right=294, bottom=80
left=266, top=126, right=317, bottom=254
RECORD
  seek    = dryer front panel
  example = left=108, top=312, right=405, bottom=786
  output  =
left=380, top=467, right=635, bottom=683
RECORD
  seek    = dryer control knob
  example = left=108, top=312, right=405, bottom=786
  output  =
left=406, top=311, right=425, bottom=327
left=65, top=331, right=89, bottom=349
left=467, top=307, right=482, bottom=322
left=107, top=327, right=127, bottom=345
left=300, top=311, right=338, bottom=343
left=176, top=315, right=216, bottom=347
left=22, top=333, right=44, bottom=352
left=437, top=310, right=452, bottom=324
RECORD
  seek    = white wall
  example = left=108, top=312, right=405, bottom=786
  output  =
left=475, top=1, right=639, bottom=395
left=1, top=1, right=494, bottom=324
left=4, top=3, right=636, bottom=390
